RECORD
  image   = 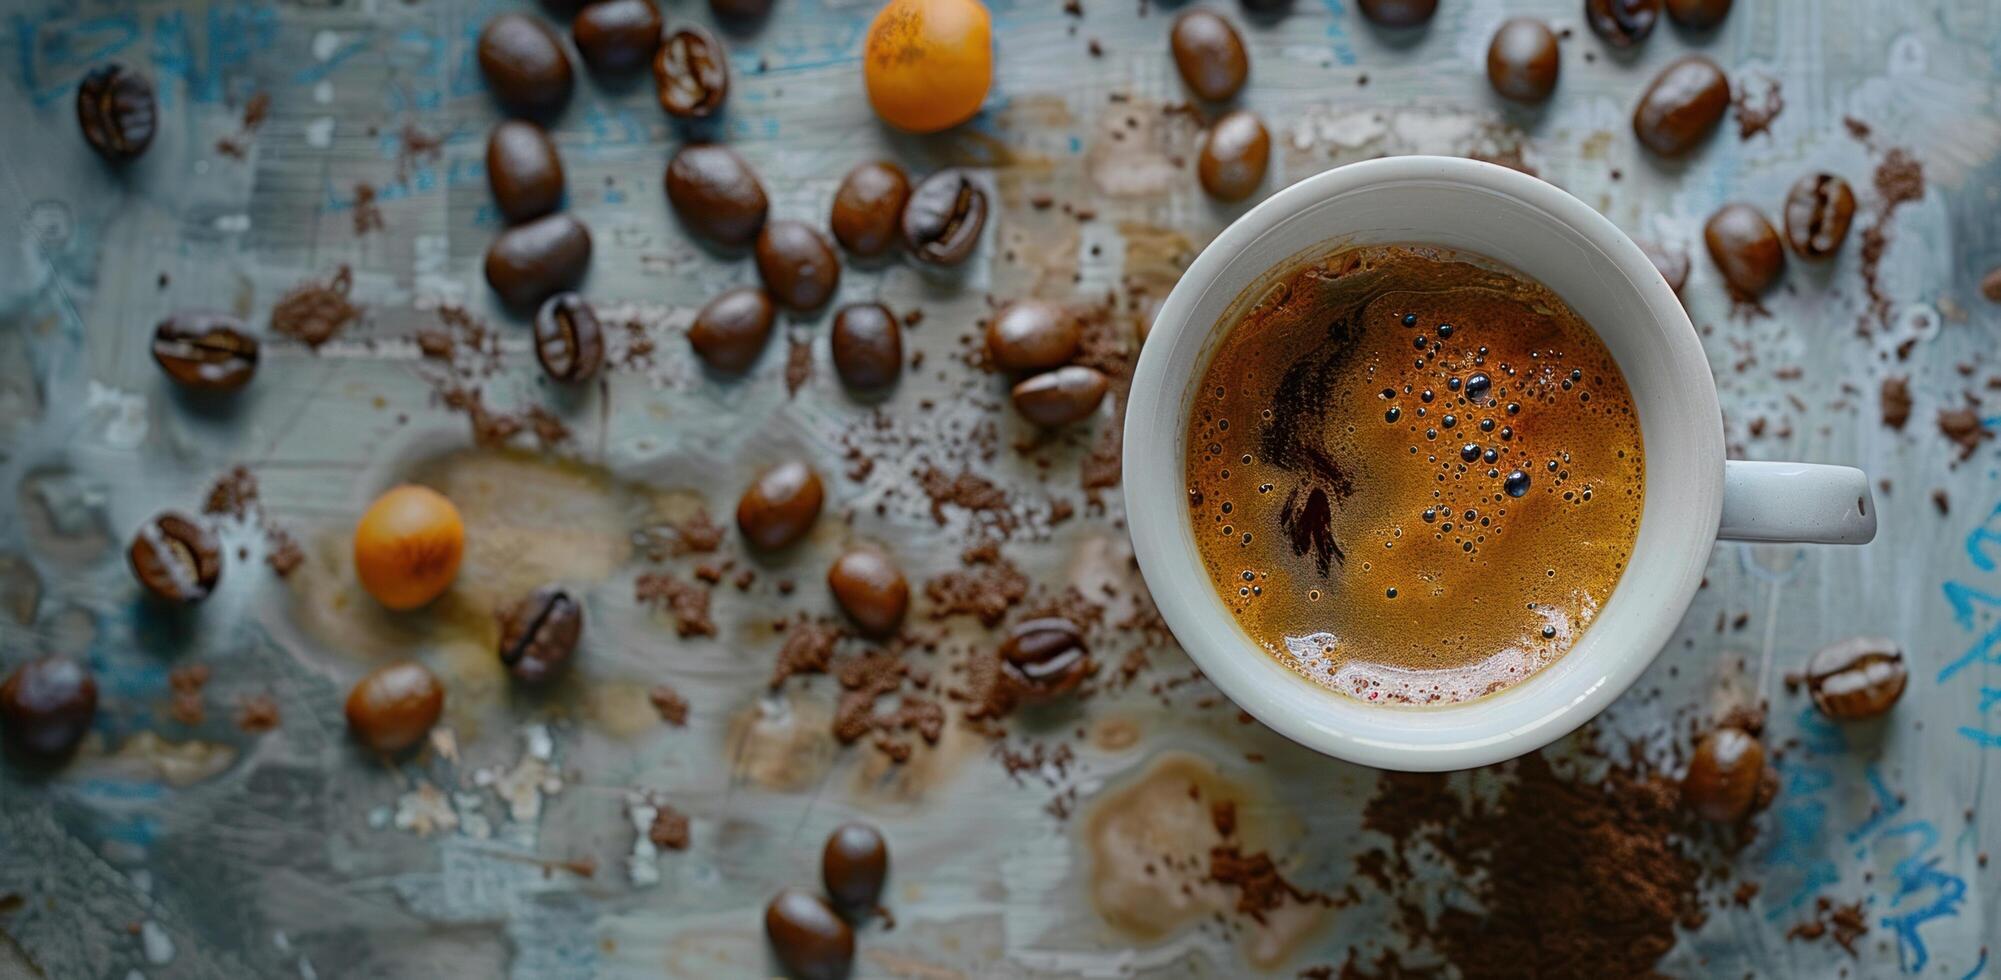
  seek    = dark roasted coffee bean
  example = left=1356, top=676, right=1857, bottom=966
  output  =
left=1170, top=10, right=1249, bottom=103
left=152, top=314, right=259, bottom=392
left=1356, top=0, right=1434, bottom=26
left=573, top=0, right=662, bottom=75
left=665, top=144, right=769, bottom=248
left=1, top=656, right=98, bottom=760
left=830, top=303, right=903, bottom=389
left=765, top=888, right=853, bottom=980
left=533, top=293, right=605, bottom=382
left=345, top=661, right=444, bottom=753
left=822, top=822, right=890, bottom=912
left=1665, top=0, right=1731, bottom=29
left=902, top=170, right=988, bottom=266
left=1238, top=0, right=1292, bottom=16
left=689, top=287, right=776, bottom=373
left=1585, top=0, right=1659, bottom=47
left=829, top=161, right=911, bottom=257
left=1012, top=365, right=1109, bottom=427
left=497, top=585, right=584, bottom=683
left=1632, top=55, right=1728, bottom=156
left=737, top=460, right=824, bottom=550
left=755, top=220, right=841, bottom=311
left=1682, top=726, right=1769, bottom=823
left=129, top=512, right=222, bottom=604
left=986, top=300, right=1080, bottom=373
left=711, top=0, right=774, bottom=26
left=1636, top=240, right=1689, bottom=295
left=654, top=26, right=729, bottom=119
left=1703, top=203, right=1784, bottom=297
left=827, top=547, right=909, bottom=636
left=487, top=120, right=566, bottom=223
left=76, top=64, right=156, bottom=161
left=1486, top=18, right=1560, bottom=103
left=1000, top=617, right=1093, bottom=700
left=1197, top=109, right=1269, bottom=202
left=478, top=13, right=575, bottom=118
left=485, top=212, right=593, bottom=308
left=1782, top=173, right=1856, bottom=259
left=1804, top=637, right=1906, bottom=721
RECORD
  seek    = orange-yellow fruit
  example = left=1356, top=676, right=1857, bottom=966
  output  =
left=863, top=0, right=993, bottom=134
left=353, top=485, right=464, bottom=610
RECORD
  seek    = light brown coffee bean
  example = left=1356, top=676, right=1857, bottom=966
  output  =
left=152, top=314, right=258, bottom=392
left=827, top=547, right=909, bottom=636
left=1703, top=203, right=1784, bottom=297
left=345, top=661, right=444, bottom=754
left=1170, top=10, right=1249, bottom=102
left=1197, top=110, right=1269, bottom=202
left=1012, top=365, right=1109, bottom=427
left=1804, top=637, right=1906, bottom=721
left=736, top=461, right=824, bottom=550
left=999, top=617, right=1092, bottom=701
left=1681, top=726, right=1770, bottom=823
left=1486, top=18, right=1560, bottom=104
left=129, top=512, right=223, bottom=604
left=830, top=161, right=911, bottom=257
left=1632, top=55, right=1729, bottom=157
left=1782, top=173, right=1857, bottom=259
left=688, top=287, right=776, bottom=373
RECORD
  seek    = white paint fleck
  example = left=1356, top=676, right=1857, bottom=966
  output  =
left=298, top=958, right=318, bottom=980
left=524, top=724, right=553, bottom=761
left=128, top=869, right=152, bottom=894
left=454, top=792, right=492, bottom=839
left=124, top=971, right=146, bottom=980
left=312, top=81, right=334, bottom=105
left=272, top=931, right=292, bottom=953
left=84, top=381, right=148, bottom=449
left=625, top=797, right=661, bottom=886
left=393, top=781, right=459, bottom=836
left=304, top=117, right=336, bottom=149
left=413, top=234, right=464, bottom=303
left=366, top=805, right=391, bottom=829
left=474, top=725, right=563, bottom=823
left=212, top=213, right=251, bottom=234
left=140, top=921, right=176, bottom=964
left=311, top=31, right=342, bottom=62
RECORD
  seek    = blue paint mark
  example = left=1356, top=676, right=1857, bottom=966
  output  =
left=1068, top=135, right=1082, bottom=154
left=1936, top=581, right=2001, bottom=681
left=292, top=33, right=370, bottom=85
left=12, top=12, right=143, bottom=106
left=1873, top=822, right=1966, bottom=973
left=1844, top=765, right=1904, bottom=843
left=151, top=4, right=279, bottom=104
left=1961, top=948, right=1989, bottom=980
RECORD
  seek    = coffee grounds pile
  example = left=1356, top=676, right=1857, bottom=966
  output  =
left=271, top=265, right=358, bottom=348
left=1786, top=896, right=1869, bottom=956
left=633, top=573, right=716, bottom=637
left=200, top=465, right=305, bottom=577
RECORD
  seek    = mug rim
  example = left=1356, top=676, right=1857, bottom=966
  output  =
left=1122, top=156, right=1724, bottom=771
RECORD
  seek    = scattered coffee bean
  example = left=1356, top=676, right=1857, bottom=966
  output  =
left=129, top=512, right=222, bottom=604
left=1355, top=0, right=1436, bottom=27
left=1804, top=637, right=1906, bottom=721
left=1170, top=10, right=1249, bottom=103
left=152, top=314, right=259, bottom=392
left=1664, top=0, right=1731, bottom=29
left=498, top=585, right=585, bottom=683
left=1636, top=240, right=1689, bottom=295
left=344, top=661, right=445, bottom=754
left=1000, top=617, right=1093, bottom=700
left=1, top=656, right=98, bottom=761
left=764, top=888, right=853, bottom=980
left=827, top=547, right=909, bottom=636
left=755, top=221, right=842, bottom=311
left=737, top=460, right=824, bottom=550
left=1012, top=365, right=1109, bottom=427
left=1632, top=55, right=1729, bottom=156
left=711, top=0, right=774, bottom=24
left=487, top=120, right=566, bottom=223
left=829, top=161, right=911, bottom=257
left=1197, top=109, right=1270, bottom=202
left=1486, top=18, right=1560, bottom=104
left=1983, top=267, right=2001, bottom=304
left=533, top=292, right=605, bottom=382
left=830, top=303, right=904, bottom=389
left=654, top=26, right=729, bottom=119
left=478, top=13, right=575, bottom=118
left=665, top=144, right=769, bottom=248
left=1782, top=173, right=1856, bottom=259
left=822, top=822, right=890, bottom=911
left=1585, top=0, right=1659, bottom=47
left=1681, top=726, right=1770, bottom=823
left=76, top=64, right=156, bottom=162
left=1703, top=203, right=1784, bottom=297
left=485, top=212, right=593, bottom=308
left=986, top=300, right=1080, bottom=373
left=689, top=287, right=777, bottom=373
left=572, top=0, right=662, bottom=75
left=902, top=170, right=988, bottom=266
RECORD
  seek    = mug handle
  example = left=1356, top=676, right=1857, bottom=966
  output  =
left=1718, top=460, right=1877, bottom=544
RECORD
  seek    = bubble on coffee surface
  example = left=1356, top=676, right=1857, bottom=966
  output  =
left=1186, top=245, right=1644, bottom=704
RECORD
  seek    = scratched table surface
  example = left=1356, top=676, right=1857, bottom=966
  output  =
left=2, top=0, right=1998, bottom=976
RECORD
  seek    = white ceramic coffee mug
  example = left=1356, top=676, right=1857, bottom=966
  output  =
left=1124, top=156, right=1876, bottom=773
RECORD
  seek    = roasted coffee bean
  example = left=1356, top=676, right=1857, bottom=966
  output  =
left=344, top=661, right=444, bottom=754
left=827, top=547, right=909, bottom=636
left=1664, top=0, right=1731, bottom=29
left=152, top=314, right=259, bottom=392
left=1804, top=637, right=1906, bottom=721
left=1782, top=173, right=1857, bottom=259
left=1681, top=726, right=1770, bottom=823
left=1197, top=109, right=1270, bottom=202
left=902, top=170, right=988, bottom=266
left=485, top=212, right=593, bottom=308
left=654, top=26, right=729, bottom=119
left=999, top=617, right=1093, bottom=700
left=736, top=460, right=824, bottom=550
left=829, top=161, right=911, bottom=257
left=689, top=287, right=777, bottom=373
left=1012, top=365, right=1109, bottom=427
left=1486, top=18, right=1560, bottom=104
left=76, top=64, right=156, bottom=161
left=1636, top=240, right=1689, bottom=295
left=1170, top=10, right=1249, bottom=103
left=497, top=585, right=584, bottom=683
left=478, top=13, right=575, bottom=118
left=1238, top=0, right=1292, bottom=16
left=1703, top=203, right=1784, bottom=297
left=986, top=300, right=1080, bottom=373
left=822, top=823, right=890, bottom=912
left=533, top=293, right=605, bottom=382
left=765, top=888, right=853, bottom=980
left=1632, top=55, right=1728, bottom=157
left=665, top=144, right=770, bottom=248
left=129, top=512, right=222, bottom=604
left=830, top=303, right=903, bottom=389
left=572, top=0, right=662, bottom=75
left=755, top=221, right=841, bottom=311
left=487, top=120, right=566, bottom=223
left=1585, top=0, right=1659, bottom=47
left=1, top=656, right=97, bottom=761
left=1355, top=0, right=1436, bottom=27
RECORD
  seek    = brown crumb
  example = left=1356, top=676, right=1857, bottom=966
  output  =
left=770, top=616, right=845, bottom=688
left=167, top=663, right=210, bottom=726
left=1938, top=407, right=1992, bottom=461
left=1880, top=377, right=1912, bottom=430
left=1207, top=846, right=1332, bottom=925
left=352, top=183, right=384, bottom=235
left=634, top=573, right=717, bottom=637
left=648, top=803, right=691, bottom=850
left=1932, top=489, right=1951, bottom=516
left=924, top=556, right=1030, bottom=627
left=785, top=333, right=812, bottom=396
left=271, top=266, right=358, bottom=349
left=649, top=685, right=688, bottom=725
